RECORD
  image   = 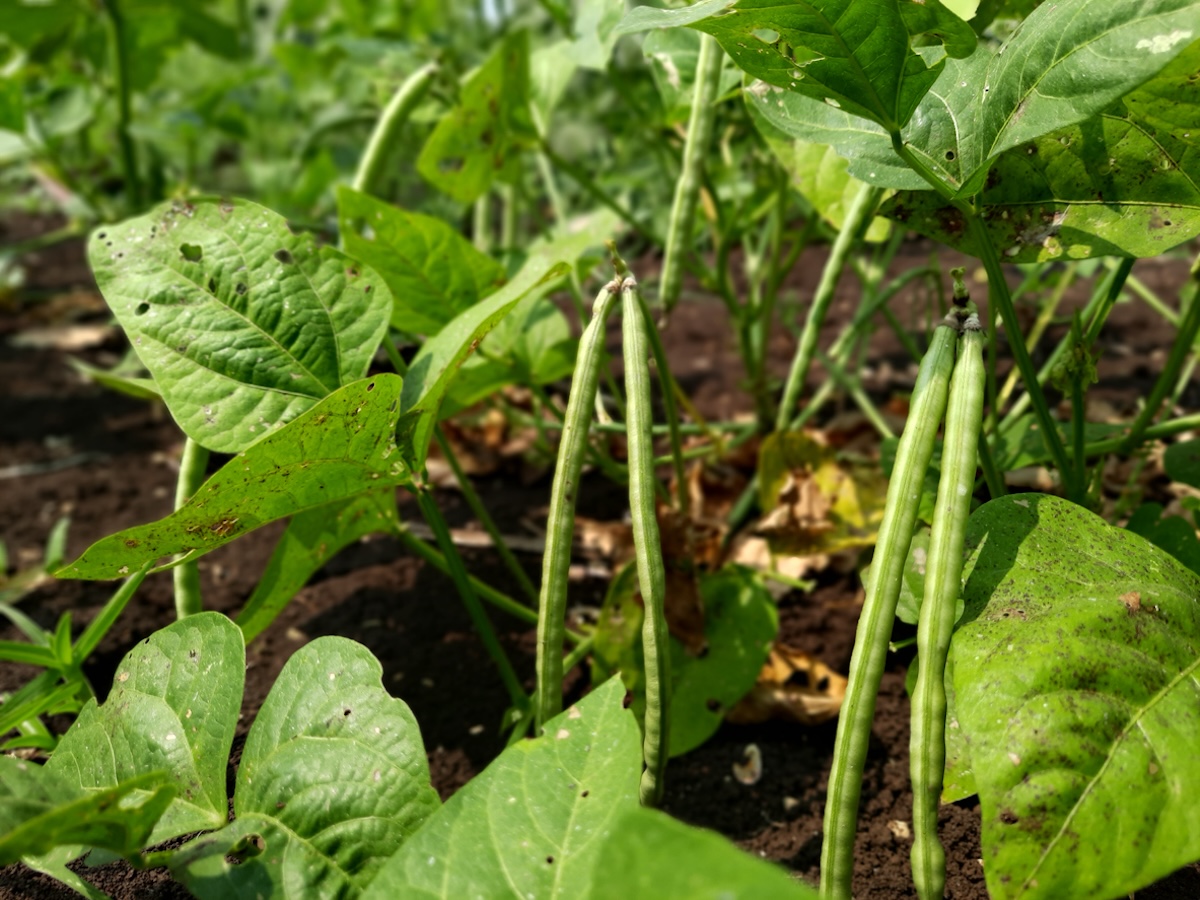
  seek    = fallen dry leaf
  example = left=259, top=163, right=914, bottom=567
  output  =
left=726, top=643, right=847, bottom=725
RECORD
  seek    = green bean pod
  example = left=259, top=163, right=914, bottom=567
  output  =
left=622, top=278, right=671, bottom=806
left=911, top=316, right=985, bottom=900
left=820, top=321, right=958, bottom=900
left=535, top=282, right=620, bottom=732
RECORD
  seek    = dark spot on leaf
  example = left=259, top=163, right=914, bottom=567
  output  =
left=438, top=157, right=464, bottom=174
left=364, top=284, right=372, bottom=293
left=346, top=267, right=359, bottom=278
left=180, top=243, right=203, bottom=262
left=366, top=381, right=376, bottom=392
left=581, top=790, right=589, bottom=797
left=705, top=698, right=722, bottom=712
left=135, top=303, right=150, bottom=316
left=546, top=856, right=554, bottom=864
left=189, top=649, right=198, bottom=659
left=220, top=200, right=234, bottom=214
left=344, top=708, right=352, bottom=716
left=208, top=277, right=217, bottom=293
left=1000, top=809, right=1019, bottom=824
left=124, top=539, right=139, bottom=548
left=97, top=232, right=107, bottom=239
left=274, top=249, right=294, bottom=264
left=235, top=282, right=247, bottom=295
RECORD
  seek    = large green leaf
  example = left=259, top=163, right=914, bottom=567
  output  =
left=590, top=807, right=819, bottom=899
left=951, top=494, right=1200, bottom=899
left=89, top=197, right=391, bottom=453
left=236, top=491, right=400, bottom=645
left=337, top=186, right=507, bottom=336
left=0, top=760, right=173, bottom=867
left=884, top=42, right=1200, bottom=261
left=172, top=637, right=439, bottom=898
left=395, top=211, right=617, bottom=470
left=362, top=677, right=640, bottom=900
left=46, top=613, right=244, bottom=843
left=616, top=0, right=975, bottom=131
left=592, top=565, right=777, bottom=757
left=58, top=376, right=408, bottom=581
left=417, top=30, right=535, bottom=203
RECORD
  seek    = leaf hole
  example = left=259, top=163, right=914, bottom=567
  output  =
left=235, top=282, right=247, bottom=294
left=134, top=302, right=150, bottom=316
left=705, top=698, right=722, bottom=712
left=545, top=856, right=555, bottom=864
left=208, top=277, right=217, bottom=293
left=366, top=381, right=376, bottom=392
left=97, top=232, right=107, bottom=239
left=751, top=27, right=779, bottom=43
left=945, top=150, right=956, bottom=161
left=346, top=267, right=359, bottom=278
left=180, top=243, right=203, bottom=262
left=274, top=249, right=294, bottom=264
left=343, top=708, right=352, bottom=716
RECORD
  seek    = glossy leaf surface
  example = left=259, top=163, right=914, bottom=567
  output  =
left=951, top=494, right=1200, bottom=899
left=89, top=198, right=390, bottom=453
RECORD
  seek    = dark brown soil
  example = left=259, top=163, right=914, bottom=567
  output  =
left=2, top=216, right=1199, bottom=898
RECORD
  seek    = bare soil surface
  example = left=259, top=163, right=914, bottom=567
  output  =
left=2, top=214, right=1199, bottom=898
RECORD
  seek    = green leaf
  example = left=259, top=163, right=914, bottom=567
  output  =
left=592, top=565, right=777, bottom=757
left=992, top=414, right=1120, bottom=472
left=884, top=42, right=1200, bottom=261
left=643, top=28, right=744, bottom=123
left=0, top=78, right=25, bottom=134
left=1125, top=502, right=1200, bottom=577
left=58, top=376, right=408, bottom=580
left=395, top=211, right=617, bottom=470
left=362, top=677, right=641, bottom=900
left=236, top=491, right=399, bottom=645
left=616, top=0, right=975, bottom=131
left=417, top=30, right=535, bottom=203
left=950, top=494, right=1200, bottom=899
left=337, top=186, right=507, bottom=336
left=46, top=613, right=244, bottom=843
left=893, top=525, right=932, bottom=626
left=172, top=637, right=439, bottom=897
left=1164, top=437, right=1200, bottom=489
left=0, top=759, right=173, bottom=867
left=590, top=807, right=819, bottom=899
left=88, top=197, right=391, bottom=453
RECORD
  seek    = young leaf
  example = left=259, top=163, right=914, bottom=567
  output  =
left=951, top=494, right=1200, bottom=899
left=589, top=807, right=819, bottom=899
left=46, top=613, right=244, bottom=843
left=236, top=491, right=400, bottom=645
left=417, top=30, right=535, bottom=203
left=616, top=0, right=975, bottom=131
left=337, top=186, right=507, bottom=336
left=395, top=211, right=617, bottom=470
left=362, top=676, right=641, bottom=899
left=88, top=197, right=391, bottom=453
left=58, top=376, right=408, bottom=581
left=884, top=42, right=1200, bottom=261
left=0, top=759, right=173, bottom=867
left=1164, top=437, right=1200, bottom=489
left=172, top=636, right=439, bottom=897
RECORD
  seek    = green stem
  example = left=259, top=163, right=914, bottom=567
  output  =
left=100, top=0, right=141, bottom=209
left=173, top=438, right=209, bottom=619
left=352, top=61, right=439, bottom=196
left=976, top=422, right=1006, bottom=499
left=415, top=488, right=526, bottom=708
left=1069, top=374, right=1088, bottom=506
left=1084, top=258, right=1135, bottom=348
left=821, top=322, right=957, bottom=900
left=778, top=184, right=883, bottom=432
left=911, top=318, right=984, bottom=900
left=473, top=192, right=492, bottom=253
left=536, top=283, right=621, bottom=730
left=996, top=261, right=1077, bottom=411
left=659, top=33, right=724, bottom=315
left=817, top=350, right=894, bottom=440
left=621, top=279, right=671, bottom=807
left=540, top=142, right=655, bottom=243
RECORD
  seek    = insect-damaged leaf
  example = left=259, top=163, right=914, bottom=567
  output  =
left=362, top=677, right=640, bottom=900
left=88, top=197, right=391, bottom=454
left=172, top=637, right=439, bottom=897
left=616, top=0, right=975, bottom=131
left=45, top=614, right=244, bottom=844
left=58, top=376, right=408, bottom=581
left=950, top=494, right=1200, bottom=899
left=884, top=42, right=1200, bottom=261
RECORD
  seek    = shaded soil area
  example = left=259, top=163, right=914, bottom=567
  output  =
left=2, top=215, right=1200, bottom=898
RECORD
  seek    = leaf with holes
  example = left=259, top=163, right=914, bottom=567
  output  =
left=89, top=197, right=391, bottom=453
left=615, top=0, right=975, bottom=131
left=361, top=676, right=640, bottom=899
left=337, top=186, right=507, bottom=336
left=44, top=613, right=243, bottom=844
left=884, top=42, right=1200, bottom=261
left=171, top=636, right=439, bottom=898
left=395, top=210, right=617, bottom=471
left=58, top=376, right=407, bottom=581
left=950, top=494, right=1200, bottom=899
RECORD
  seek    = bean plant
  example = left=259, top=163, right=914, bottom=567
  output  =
left=3, top=0, right=1200, bottom=898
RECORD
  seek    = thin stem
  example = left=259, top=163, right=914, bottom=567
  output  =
left=777, top=184, right=883, bottom=432
left=817, top=350, right=894, bottom=440
left=100, top=0, right=141, bottom=210
left=1069, top=373, right=1088, bottom=506
left=540, top=142, right=655, bottom=243
left=821, top=323, right=957, bottom=900
left=622, top=279, right=671, bottom=807
left=659, top=34, right=725, bottom=316
left=352, top=61, right=439, bottom=196
left=536, top=283, right=621, bottom=730
left=976, top=422, right=1006, bottom=499
left=473, top=192, right=492, bottom=253
left=172, top=438, right=209, bottom=619
left=415, top=488, right=526, bottom=708
left=1083, top=258, right=1135, bottom=348
left=996, top=261, right=1077, bottom=411
left=434, top=428, right=538, bottom=603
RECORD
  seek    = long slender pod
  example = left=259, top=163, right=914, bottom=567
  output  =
left=622, top=277, right=671, bottom=806
left=173, top=437, right=209, bottom=619
left=911, top=317, right=985, bottom=900
left=352, top=61, right=438, bottom=197
left=659, top=34, right=723, bottom=316
left=535, top=282, right=621, bottom=731
left=820, top=321, right=958, bottom=900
